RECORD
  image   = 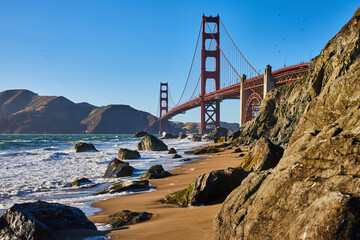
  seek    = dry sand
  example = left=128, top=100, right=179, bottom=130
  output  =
left=89, top=146, right=244, bottom=240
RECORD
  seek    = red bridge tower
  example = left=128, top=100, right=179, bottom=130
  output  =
left=159, top=82, right=169, bottom=134
left=200, top=15, right=220, bottom=134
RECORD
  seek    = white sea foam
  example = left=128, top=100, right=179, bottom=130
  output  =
left=0, top=135, right=208, bottom=216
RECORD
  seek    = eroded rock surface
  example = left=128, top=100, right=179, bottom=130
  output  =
left=74, top=142, right=98, bottom=152
left=163, top=167, right=248, bottom=207
left=238, top=137, right=283, bottom=172
left=95, top=180, right=150, bottom=195
left=118, top=148, right=141, bottom=160
left=215, top=9, right=360, bottom=240
left=0, top=201, right=97, bottom=239
left=140, top=165, right=172, bottom=180
left=138, top=134, right=168, bottom=151
left=208, top=127, right=228, bottom=140
left=104, top=158, right=134, bottom=178
left=109, top=210, right=152, bottom=228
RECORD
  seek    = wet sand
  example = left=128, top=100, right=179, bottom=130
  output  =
left=89, top=147, right=243, bottom=240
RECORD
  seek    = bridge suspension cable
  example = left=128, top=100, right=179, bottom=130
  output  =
left=219, top=18, right=260, bottom=76
left=174, top=22, right=202, bottom=107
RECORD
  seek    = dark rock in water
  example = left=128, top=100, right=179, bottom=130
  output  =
left=160, top=133, right=177, bottom=139
left=75, top=142, right=98, bottom=152
left=172, top=154, right=182, bottom=159
left=185, top=146, right=221, bottom=155
left=138, top=134, right=168, bottom=151
left=191, top=135, right=202, bottom=142
left=109, top=210, right=153, bottom=228
left=69, top=177, right=93, bottom=187
left=134, top=130, right=148, bottom=138
left=118, top=148, right=141, bottom=160
left=140, top=165, right=172, bottom=180
left=95, top=180, right=149, bottom=195
left=179, top=158, right=191, bottom=162
left=168, top=148, right=177, bottom=154
left=238, top=137, right=284, bottom=172
left=233, top=147, right=242, bottom=153
left=178, top=133, right=187, bottom=139
left=104, top=158, right=134, bottom=178
left=163, top=167, right=248, bottom=207
left=0, top=201, right=97, bottom=239
left=214, top=9, right=360, bottom=240
left=208, top=127, right=228, bottom=140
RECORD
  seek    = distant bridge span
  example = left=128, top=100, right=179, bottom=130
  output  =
left=160, top=63, right=308, bottom=126
left=158, top=14, right=309, bottom=134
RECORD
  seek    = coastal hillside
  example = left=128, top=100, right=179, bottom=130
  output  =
left=0, top=90, right=91, bottom=133
left=81, top=104, right=158, bottom=134
left=0, top=90, right=159, bottom=134
left=215, top=8, right=360, bottom=239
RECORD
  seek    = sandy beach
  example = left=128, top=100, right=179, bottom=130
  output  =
left=89, top=146, right=243, bottom=240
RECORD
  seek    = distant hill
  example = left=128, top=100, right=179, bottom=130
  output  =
left=81, top=105, right=158, bottom=134
left=0, top=90, right=159, bottom=134
left=0, top=89, right=239, bottom=134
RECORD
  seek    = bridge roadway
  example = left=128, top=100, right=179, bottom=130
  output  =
left=160, top=63, right=309, bottom=121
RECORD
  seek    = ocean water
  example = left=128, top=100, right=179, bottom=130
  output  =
left=0, top=134, right=208, bottom=217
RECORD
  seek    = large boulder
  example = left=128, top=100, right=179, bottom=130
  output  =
left=74, top=142, right=98, bottom=152
left=95, top=180, right=150, bottom=195
left=191, top=135, right=202, bottom=142
left=118, top=148, right=141, bottom=160
left=69, top=177, right=93, bottom=187
left=178, top=133, right=188, bottom=139
left=214, top=9, right=360, bottom=240
left=208, top=127, right=228, bottom=140
left=163, top=167, right=248, bottom=207
left=134, top=130, right=148, bottom=138
left=109, top=210, right=153, bottom=228
left=168, top=148, right=177, bottom=154
left=238, top=137, right=284, bottom=172
left=185, top=145, right=222, bottom=155
left=160, top=133, right=178, bottom=139
left=104, top=158, right=134, bottom=178
left=140, top=165, right=172, bottom=180
left=137, top=134, right=168, bottom=151
left=0, top=201, right=97, bottom=239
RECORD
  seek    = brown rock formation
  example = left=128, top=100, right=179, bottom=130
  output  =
left=215, top=8, right=360, bottom=240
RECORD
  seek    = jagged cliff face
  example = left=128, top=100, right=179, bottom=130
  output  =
left=215, top=8, right=360, bottom=240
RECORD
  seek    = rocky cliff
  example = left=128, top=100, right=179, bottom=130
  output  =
left=215, top=8, right=360, bottom=240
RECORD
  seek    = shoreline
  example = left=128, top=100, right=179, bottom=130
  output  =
left=89, top=145, right=242, bottom=239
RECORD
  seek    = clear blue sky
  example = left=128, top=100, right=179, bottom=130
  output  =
left=0, top=1, right=358, bottom=123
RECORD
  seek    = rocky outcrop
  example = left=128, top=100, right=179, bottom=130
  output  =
left=191, top=135, right=202, bottom=142
left=109, top=210, right=153, bottom=228
left=238, top=137, right=283, bottom=172
left=104, top=158, right=134, bottom=178
left=138, top=134, right=168, bottom=151
left=69, top=177, right=93, bottom=187
left=134, top=130, right=148, bottom=138
left=95, top=180, right=150, bottom=195
left=172, top=154, right=182, bottom=159
left=208, top=127, right=228, bottom=140
left=178, top=133, right=187, bottom=139
left=160, top=133, right=178, bottom=139
left=168, top=148, right=177, bottom=154
left=214, top=9, right=360, bottom=240
left=118, top=148, right=141, bottom=160
left=163, top=167, right=248, bottom=207
left=74, top=142, right=98, bottom=152
left=140, top=165, right=172, bottom=180
left=185, top=145, right=222, bottom=155
left=0, top=201, right=97, bottom=239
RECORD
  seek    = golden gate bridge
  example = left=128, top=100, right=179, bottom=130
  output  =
left=158, top=15, right=308, bottom=134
